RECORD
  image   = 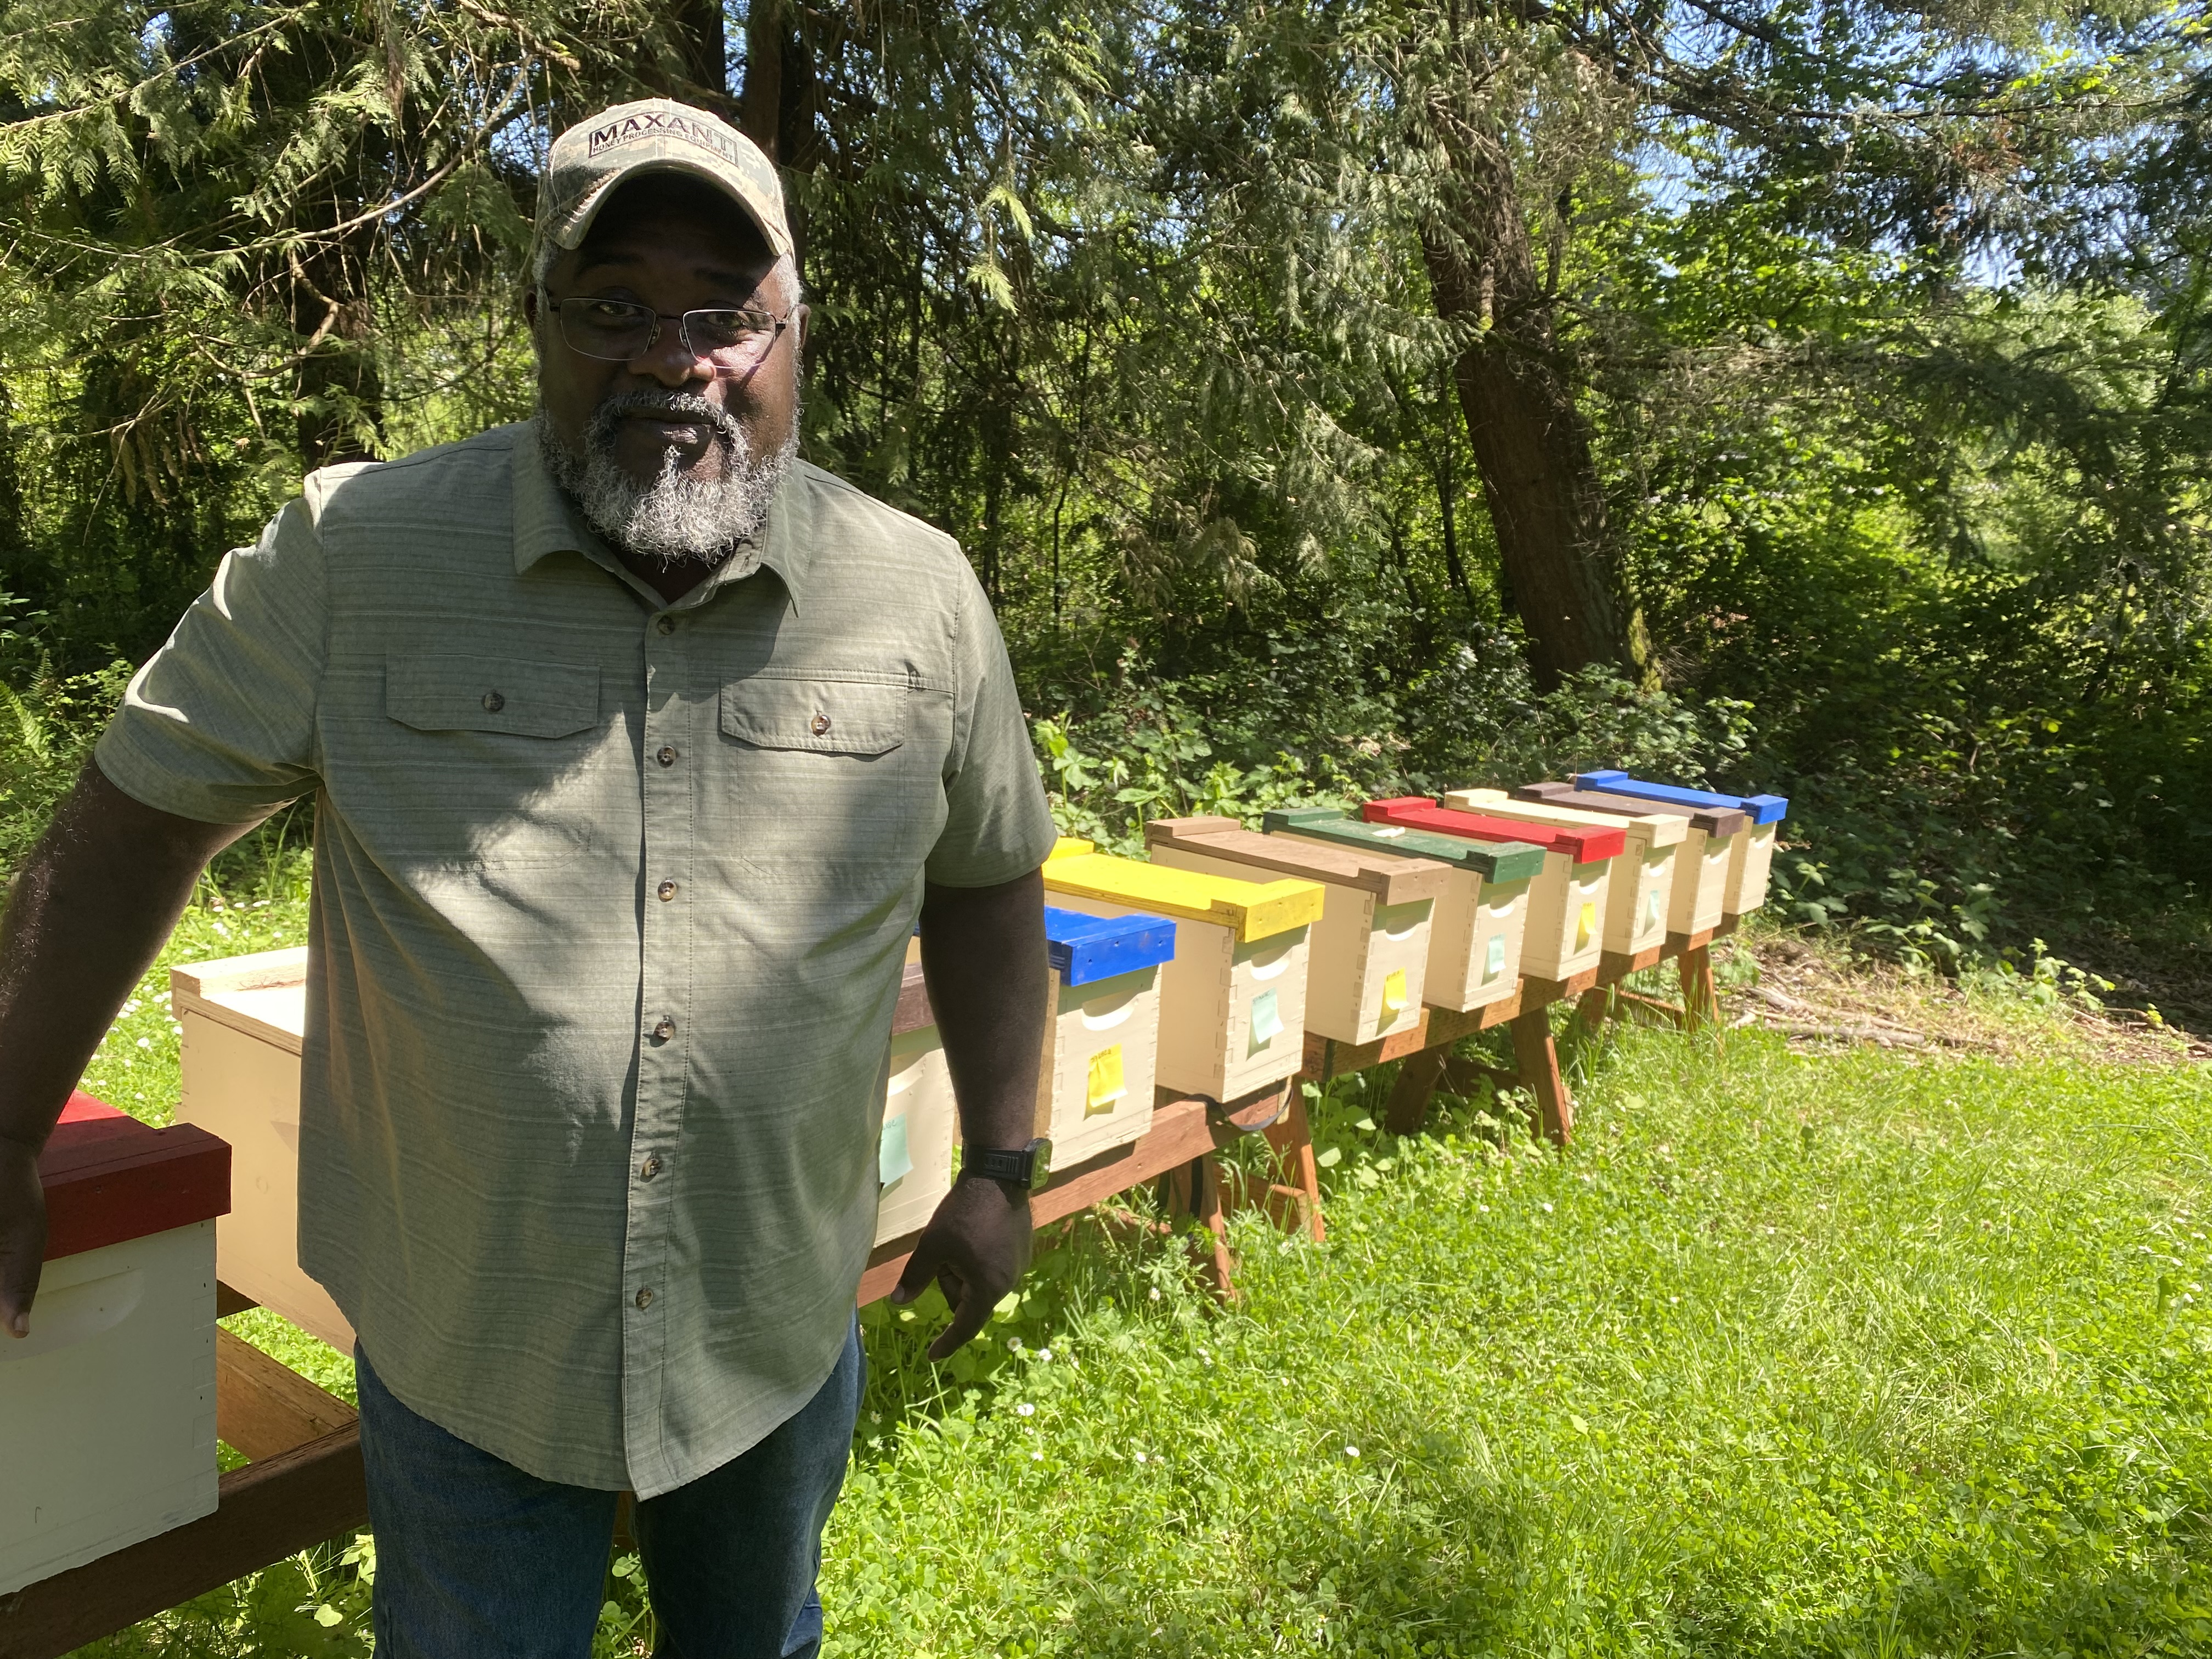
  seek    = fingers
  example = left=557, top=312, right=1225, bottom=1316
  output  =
left=1, top=1232, right=44, bottom=1339
left=926, top=1266, right=990, bottom=1362
left=887, top=1237, right=939, bottom=1307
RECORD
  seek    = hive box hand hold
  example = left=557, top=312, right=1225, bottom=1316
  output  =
left=1043, top=906, right=1177, bottom=1166
left=1042, top=839, right=1320, bottom=1103
left=1570, top=771, right=1788, bottom=918
left=3, top=1093, right=229, bottom=1598
left=1516, top=782, right=1743, bottom=939
left=1362, top=797, right=1619, bottom=983
left=1445, top=788, right=1684, bottom=968
left=1143, top=816, right=1446, bottom=1047
left=876, top=963, right=959, bottom=1245
left=1263, top=809, right=1544, bottom=1014
left=171, top=946, right=354, bottom=1352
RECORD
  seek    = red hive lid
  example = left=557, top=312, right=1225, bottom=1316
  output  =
left=1363, top=797, right=1626, bottom=864
left=38, top=1091, right=230, bottom=1262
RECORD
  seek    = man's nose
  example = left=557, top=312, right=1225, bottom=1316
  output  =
left=636, top=321, right=713, bottom=388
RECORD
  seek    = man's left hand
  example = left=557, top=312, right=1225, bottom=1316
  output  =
left=888, top=1175, right=1034, bottom=1360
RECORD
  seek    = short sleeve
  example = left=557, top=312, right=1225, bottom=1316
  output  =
left=924, top=558, right=1056, bottom=888
left=94, top=496, right=328, bottom=824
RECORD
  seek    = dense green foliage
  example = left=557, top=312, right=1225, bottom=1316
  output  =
left=3, top=0, right=2209, bottom=984
left=66, top=887, right=2212, bottom=1655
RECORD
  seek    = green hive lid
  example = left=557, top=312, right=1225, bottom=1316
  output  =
left=1263, top=808, right=1547, bottom=885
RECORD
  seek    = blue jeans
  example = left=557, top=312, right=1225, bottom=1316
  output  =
left=356, top=1318, right=863, bottom=1659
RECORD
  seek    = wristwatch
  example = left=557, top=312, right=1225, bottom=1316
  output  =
left=961, top=1137, right=1053, bottom=1195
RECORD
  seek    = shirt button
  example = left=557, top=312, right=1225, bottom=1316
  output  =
left=657, top=880, right=678, bottom=902
left=810, top=712, right=832, bottom=736
left=653, top=1015, right=676, bottom=1041
left=657, top=745, right=678, bottom=766
left=635, top=1288, right=654, bottom=1310
left=640, top=1155, right=663, bottom=1181
left=655, top=615, right=675, bottom=635
left=482, top=690, right=505, bottom=713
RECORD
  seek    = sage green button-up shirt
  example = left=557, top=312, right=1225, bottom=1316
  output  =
left=95, top=422, right=1056, bottom=1497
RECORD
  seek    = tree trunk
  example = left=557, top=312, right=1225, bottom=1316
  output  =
left=289, top=229, right=382, bottom=468
left=1419, top=111, right=1652, bottom=690
left=741, top=0, right=783, bottom=159
left=672, top=0, right=729, bottom=104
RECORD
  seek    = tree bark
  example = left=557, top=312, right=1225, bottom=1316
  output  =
left=672, top=0, right=729, bottom=104
left=741, top=0, right=784, bottom=160
left=1419, top=110, right=1652, bottom=690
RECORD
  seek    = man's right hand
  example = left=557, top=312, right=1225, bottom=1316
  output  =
left=1, top=1136, right=46, bottom=1338
left=0, top=760, right=258, bottom=1340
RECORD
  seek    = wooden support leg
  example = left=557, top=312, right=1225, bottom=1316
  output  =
left=1679, top=945, right=1717, bottom=1031
left=1384, top=1045, right=1448, bottom=1135
left=1261, top=1091, right=1325, bottom=1243
left=1193, top=1152, right=1235, bottom=1300
left=1162, top=1154, right=1238, bottom=1300
left=1575, top=985, right=1612, bottom=1033
left=1510, top=1007, right=1575, bottom=1148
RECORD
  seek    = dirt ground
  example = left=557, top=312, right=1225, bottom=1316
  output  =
left=1710, top=928, right=2212, bottom=1068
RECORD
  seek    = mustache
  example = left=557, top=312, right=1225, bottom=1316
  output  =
left=584, top=390, right=747, bottom=455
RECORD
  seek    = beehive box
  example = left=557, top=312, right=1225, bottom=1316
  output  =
left=1573, top=771, right=1789, bottom=918
left=1043, top=840, right=1319, bottom=1103
left=878, top=963, right=958, bottom=1244
left=1444, top=788, right=1684, bottom=966
left=1515, top=782, right=1745, bottom=939
left=1144, top=817, right=1447, bottom=1047
left=1043, top=907, right=1177, bottom=1166
left=171, top=947, right=354, bottom=1352
left=1362, top=798, right=1621, bottom=983
left=1263, top=809, right=1545, bottom=1014
left=3, top=1093, right=229, bottom=1597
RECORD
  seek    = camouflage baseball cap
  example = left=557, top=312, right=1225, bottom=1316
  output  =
left=535, top=98, right=791, bottom=265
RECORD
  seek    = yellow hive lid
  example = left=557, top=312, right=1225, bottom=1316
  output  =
left=1442, top=788, right=1687, bottom=849
left=1042, top=850, right=1323, bottom=942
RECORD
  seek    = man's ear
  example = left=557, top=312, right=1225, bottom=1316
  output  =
left=792, top=303, right=811, bottom=357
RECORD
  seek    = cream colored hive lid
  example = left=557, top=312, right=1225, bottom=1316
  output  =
left=1144, top=815, right=1449, bottom=906
left=1442, top=789, right=1687, bottom=849
left=171, top=946, right=309, bottom=1045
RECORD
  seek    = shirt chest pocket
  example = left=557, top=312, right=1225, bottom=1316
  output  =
left=386, top=654, right=601, bottom=739
left=719, top=675, right=906, bottom=757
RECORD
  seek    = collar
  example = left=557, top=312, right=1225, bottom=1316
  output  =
left=511, top=418, right=812, bottom=613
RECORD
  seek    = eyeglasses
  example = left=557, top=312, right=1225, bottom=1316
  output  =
left=540, top=293, right=789, bottom=376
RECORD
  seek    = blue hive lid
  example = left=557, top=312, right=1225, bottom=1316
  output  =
left=1043, top=906, right=1178, bottom=986
left=1572, top=770, right=1788, bottom=825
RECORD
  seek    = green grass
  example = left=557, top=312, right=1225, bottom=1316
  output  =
left=67, top=898, right=2212, bottom=1657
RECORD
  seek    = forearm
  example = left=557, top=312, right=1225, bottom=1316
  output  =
left=0, top=763, right=249, bottom=1152
left=917, top=867, right=1047, bottom=1152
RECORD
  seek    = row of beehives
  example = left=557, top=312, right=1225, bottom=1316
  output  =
left=1, top=769, right=1783, bottom=1599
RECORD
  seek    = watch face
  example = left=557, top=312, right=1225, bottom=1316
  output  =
left=1026, top=1137, right=1053, bottom=1192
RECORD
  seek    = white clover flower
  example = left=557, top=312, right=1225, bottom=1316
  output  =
left=1344, top=1446, right=1359, bottom=1458
left=136, top=1037, right=151, bottom=1049
left=1133, top=1451, right=1147, bottom=1463
left=1016, top=1403, right=1035, bottom=1417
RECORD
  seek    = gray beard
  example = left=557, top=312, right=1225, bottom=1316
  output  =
left=536, top=390, right=798, bottom=567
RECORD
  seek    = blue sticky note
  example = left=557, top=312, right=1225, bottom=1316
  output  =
left=1250, top=988, right=1283, bottom=1046
left=1485, top=934, right=1507, bottom=979
left=879, top=1113, right=913, bottom=1185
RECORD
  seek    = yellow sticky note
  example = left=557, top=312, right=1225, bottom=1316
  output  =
left=1380, top=968, right=1408, bottom=1021
left=1576, top=901, right=1597, bottom=950
left=1085, top=1045, right=1126, bottom=1113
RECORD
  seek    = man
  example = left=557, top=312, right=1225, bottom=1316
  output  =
left=0, top=99, right=1057, bottom=1657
